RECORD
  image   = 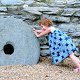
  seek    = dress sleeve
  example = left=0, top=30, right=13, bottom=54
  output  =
left=50, top=27, right=56, bottom=33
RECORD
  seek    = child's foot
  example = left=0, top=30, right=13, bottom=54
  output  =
left=74, top=67, right=80, bottom=73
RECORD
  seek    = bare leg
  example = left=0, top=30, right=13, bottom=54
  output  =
left=69, top=53, right=80, bottom=68
left=69, top=53, right=80, bottom=72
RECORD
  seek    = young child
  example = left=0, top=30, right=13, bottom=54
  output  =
left=32, top=18, right=80, bottom=72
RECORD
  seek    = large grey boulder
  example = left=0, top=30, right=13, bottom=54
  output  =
left=0, top=17, right=40, bottom=66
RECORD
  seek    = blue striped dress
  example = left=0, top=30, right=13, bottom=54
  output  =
left=48, top=28, right=77, bottom=64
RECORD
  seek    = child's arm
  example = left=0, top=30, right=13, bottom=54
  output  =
left=33, top=28, right=51, bottom=37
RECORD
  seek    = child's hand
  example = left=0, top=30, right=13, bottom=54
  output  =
left=32, top=28, right=37, bottom=36
left=32, top=28, right=36, bottom=31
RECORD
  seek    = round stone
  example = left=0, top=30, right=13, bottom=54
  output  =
left=0, top=17, right=40, bottom=66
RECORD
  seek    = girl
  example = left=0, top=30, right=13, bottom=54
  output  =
left=32, top=18, right=80, bottom=72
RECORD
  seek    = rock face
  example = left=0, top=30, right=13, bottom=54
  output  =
left=0, top=17, right=40, bottom=66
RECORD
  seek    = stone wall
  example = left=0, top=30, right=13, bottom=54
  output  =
left=0, top=0, right=80, bottom=56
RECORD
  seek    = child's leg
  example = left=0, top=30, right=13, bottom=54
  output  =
left=69, top=53, right=80, bottom=68
left=74, top=67, right=80, bottom=73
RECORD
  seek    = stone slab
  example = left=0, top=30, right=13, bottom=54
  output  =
left=74, top=10, right=80, bottom=17
left=0, top=7, right=7, bottom=12
left=1, top=0, right=23, bottom=5
left=42, top=14, right=70, bottom=23
left=58, top=23, right=80, bottom=37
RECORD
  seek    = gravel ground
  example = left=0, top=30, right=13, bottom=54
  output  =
left=0, top=57, right=80, bottom=80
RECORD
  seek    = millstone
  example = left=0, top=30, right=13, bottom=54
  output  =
left=0, top=17, right=40, bottom=66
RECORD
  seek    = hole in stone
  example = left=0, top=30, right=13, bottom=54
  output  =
left=3, top=44, right=14, bottom=55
